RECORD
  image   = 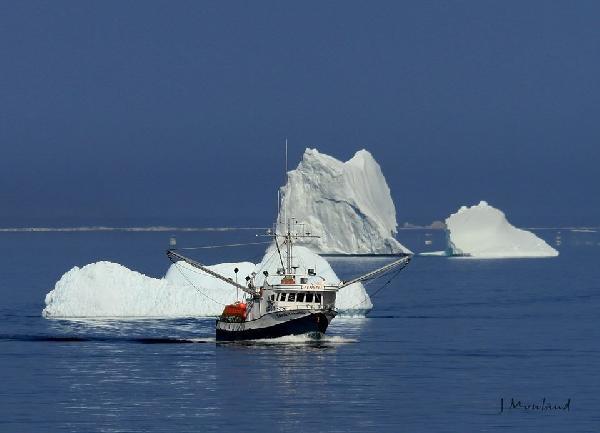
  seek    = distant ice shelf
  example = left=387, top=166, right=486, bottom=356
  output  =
left=445, top=201, right=559, bottom=258
left=42, top=246, right=371, bottom=319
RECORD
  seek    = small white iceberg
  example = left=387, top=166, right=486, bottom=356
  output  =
left=445, top=201, right=559, bottom=258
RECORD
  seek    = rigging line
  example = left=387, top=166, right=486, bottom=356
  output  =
left=177, top=241, right=273, bottom=250
left=172, top=259, right=236, bottom=280
left=343, top=265, right=407, bottom=311
left=174, top=247, right=277, bottom=285
left=171, top=261, right=228, bottom=307
left=274, top=238, right=285, bottom=270
left=369, top=265, right=406, bottom=299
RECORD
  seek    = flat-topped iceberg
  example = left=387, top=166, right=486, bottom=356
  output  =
left=42, top=246, right=371, bottom=318
left=445, top=201, right=559, bottom=258
left=279, top=148, right=411, bottom=255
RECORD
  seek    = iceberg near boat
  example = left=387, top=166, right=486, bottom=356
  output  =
left=42, top=246, right=375, bottom=318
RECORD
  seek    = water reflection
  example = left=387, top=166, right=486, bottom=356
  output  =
left=53, top=334, right=220, bottom=431
left=45, top=317, right=216, bottom=341
left=10, top=315, right=367, bottom=432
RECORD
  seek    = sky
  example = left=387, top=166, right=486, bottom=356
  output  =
left=0, top=1, right=598, bottom=227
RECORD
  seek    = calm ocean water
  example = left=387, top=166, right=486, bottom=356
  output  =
left=1, top=229, right=598, bottom=432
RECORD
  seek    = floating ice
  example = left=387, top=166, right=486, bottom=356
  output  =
left=279, top=148, right=411, bottom=255
left=445, top=201, right=559, bottom=258
left=42, top=246, right=372, bottom=318
left=42, top=261, right=249, bottom=318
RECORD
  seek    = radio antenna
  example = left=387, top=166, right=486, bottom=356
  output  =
left=284, top=138, right=288, bottom=229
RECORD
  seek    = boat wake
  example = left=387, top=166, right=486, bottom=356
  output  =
left=229, top=333, right=357, bottom=345
left=0, top=334, right=216, bottom=344
left=1, top=333, right=355, bottom=346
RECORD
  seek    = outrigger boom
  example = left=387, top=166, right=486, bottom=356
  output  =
left=337, top=255, right=411, bottom=289
left=167, top=246, right=411, bottom=294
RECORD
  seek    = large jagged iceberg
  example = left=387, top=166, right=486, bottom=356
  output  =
left=279, top=148, right=411, bottom=255
left=42, top=246, right=372, bottom=318
left=445, top=201, right=559, bottom=258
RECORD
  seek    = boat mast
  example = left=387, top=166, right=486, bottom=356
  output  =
left=276, top=139, right=318, bottom=276
left=285, top=218, right=293, bottom=274
left=283, top=138, right=292, bottom=275
left=283, top=138, right=287, bottom=228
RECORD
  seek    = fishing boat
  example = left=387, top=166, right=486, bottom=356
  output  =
left=166, top=218, right=411, bottom=341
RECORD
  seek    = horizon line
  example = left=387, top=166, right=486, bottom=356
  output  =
left=0, top=225, right=596, bottom=233
left=0, top=226, right=269, bottom=233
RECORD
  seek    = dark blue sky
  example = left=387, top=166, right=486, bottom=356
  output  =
left=1, top=1, right=598, bottom=227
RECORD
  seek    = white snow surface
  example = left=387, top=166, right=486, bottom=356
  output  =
left=279, top=148, right=411, bottom=255
left=445, top=201, right=559, bottom=258
left=42, top=246, right=372, bottom=318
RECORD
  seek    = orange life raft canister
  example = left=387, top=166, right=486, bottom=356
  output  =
left=222, top=302, right=247, bottom=319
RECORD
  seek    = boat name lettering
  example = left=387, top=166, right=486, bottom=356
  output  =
left=301, top=283, right=324, bottom=290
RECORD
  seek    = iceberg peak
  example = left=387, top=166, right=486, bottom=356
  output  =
left=279, top=148, right=411, bottom=255
left=347, top=149, right=375, bottom=167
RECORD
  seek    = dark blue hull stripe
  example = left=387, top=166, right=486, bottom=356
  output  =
left=216, top=312, right=330, bottom=341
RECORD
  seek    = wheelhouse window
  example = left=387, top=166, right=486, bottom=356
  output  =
left=287, top=293, right=296, bottom=302
left=300, top=277, right=308, bottom=284
left=305, top=293, right=314, bottom=303
left=314, top=293, right=322, bottom=303
left=279, top=293, right=286, bottom=302
left=296, top=293, right=305, bottom=302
